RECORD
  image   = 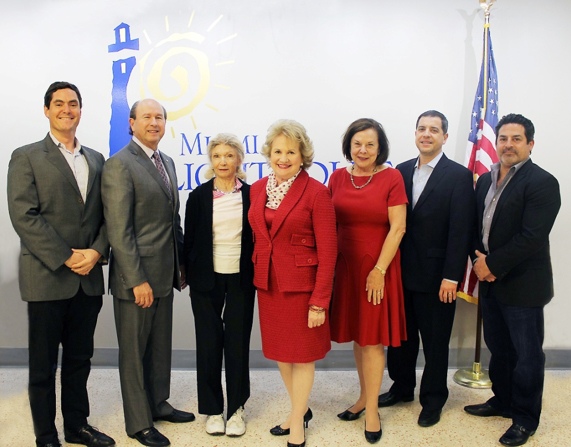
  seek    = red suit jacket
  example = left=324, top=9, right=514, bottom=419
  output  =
left=249, top=170, right=337, bottom=309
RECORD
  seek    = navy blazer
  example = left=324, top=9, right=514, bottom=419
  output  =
left=184, top=178, right=254, bottom=293
left=397, top=153, right=476, bottom=294
left=475, top=159, right=560, bottom=307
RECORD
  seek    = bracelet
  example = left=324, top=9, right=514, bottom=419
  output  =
left=309, top=305, right=325, bottom=313
left=374, top=265, right=386, bottom=275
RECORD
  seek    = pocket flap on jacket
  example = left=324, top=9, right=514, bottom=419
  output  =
left=291, top=234, right=315, bottom=247
left=138, top=245, right=155, bottom=257
left=295, top=254, right=318, bottom=266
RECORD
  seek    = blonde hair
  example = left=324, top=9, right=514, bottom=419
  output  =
left=261, top=119, right=314, bottom=169
left=204, top=133, right=247, bottom=180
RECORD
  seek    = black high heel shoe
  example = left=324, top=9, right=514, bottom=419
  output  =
left=287, top=424, right=306, bottom=447
left=337, top=406, right=365, bottom=421
left=364, top=413, right=382, bottom=444
left=270, top=408, right=313, bottom=436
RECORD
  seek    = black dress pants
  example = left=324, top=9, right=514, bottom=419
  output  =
left=387, top=287, right=456, bottom=412
left=28, top=287, right=102, bottom=445
left=190, top=273, right=255, bottom=418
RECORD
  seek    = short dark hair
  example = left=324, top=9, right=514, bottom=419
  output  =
left=44, top=81, right=82, bottom=109
left=128, top=100, right=168, bottom=135
left=495, top=113, right=535, bottom=143
left=415, top=110, right=448, bottom=134
left=341, top=118, right=389, bottom=166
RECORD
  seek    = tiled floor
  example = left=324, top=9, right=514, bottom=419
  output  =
left=0, top=368, right=569, bottom=446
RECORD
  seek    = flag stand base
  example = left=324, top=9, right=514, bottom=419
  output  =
left=453, top=362, right=492, bottom=389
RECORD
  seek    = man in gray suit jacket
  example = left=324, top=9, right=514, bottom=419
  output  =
left=7, top=82, right=115, bottom=447
left=101, top=99, right=194, bottom=447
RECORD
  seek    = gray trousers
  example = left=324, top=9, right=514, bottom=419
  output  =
left=114, top=293, right=174, bottom=435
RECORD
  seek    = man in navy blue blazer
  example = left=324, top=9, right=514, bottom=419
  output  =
left=378, top=110, right=476, bottom=428
left=465, top=114, right=560, bottom=447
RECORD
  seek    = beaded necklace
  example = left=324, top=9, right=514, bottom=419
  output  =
left=350, top=165, right=377, bottom=189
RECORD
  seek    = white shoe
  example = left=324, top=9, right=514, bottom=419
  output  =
left=205, top=414, right=225, bottom=436
left=226, top=407, right=246, bottom=437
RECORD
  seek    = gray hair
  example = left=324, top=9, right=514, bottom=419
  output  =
left=204, top=133, right=247, bottom=180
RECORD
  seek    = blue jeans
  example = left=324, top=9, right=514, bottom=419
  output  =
left=481, top=283, right=545, bottom=431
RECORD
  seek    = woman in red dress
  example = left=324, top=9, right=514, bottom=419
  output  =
left=329, top=118, right=407, bottom=444
left=249, top=120, right=337, bottom=447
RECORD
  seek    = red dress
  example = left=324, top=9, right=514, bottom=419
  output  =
left=329, top=167, right=407, bottom=347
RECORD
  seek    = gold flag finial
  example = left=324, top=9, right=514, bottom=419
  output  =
left=479, top=0, right=495, bottom=23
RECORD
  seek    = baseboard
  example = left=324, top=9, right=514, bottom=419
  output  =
left=1, top=347, right=570, bottom=369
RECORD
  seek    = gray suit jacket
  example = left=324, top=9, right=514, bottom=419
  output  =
left=101, top=140, right=183, bottom=300
left=7, top=134, right=108, bottom=301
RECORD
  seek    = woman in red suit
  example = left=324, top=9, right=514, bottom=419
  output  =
left=329, top=118, right=407, bottom=444
left=249, top=119, right=337, bottom=447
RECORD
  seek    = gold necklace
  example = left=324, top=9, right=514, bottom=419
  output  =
left=350, top=165, right=377, bottom=189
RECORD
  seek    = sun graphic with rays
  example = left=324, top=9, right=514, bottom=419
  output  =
left=135, top=11, right=237, bottom=138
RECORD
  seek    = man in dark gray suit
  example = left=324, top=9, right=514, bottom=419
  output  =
left=7, top=82, right=115, bottom=447
left=101, top=99, right=193, bottom=447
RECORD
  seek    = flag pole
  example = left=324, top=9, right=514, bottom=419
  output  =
left=453, top=0, right=496, bottom=389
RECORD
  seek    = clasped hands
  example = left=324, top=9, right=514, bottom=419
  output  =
left=473, top=250, right=497, bottom=282
left=65, top=248, right=101, bottom=276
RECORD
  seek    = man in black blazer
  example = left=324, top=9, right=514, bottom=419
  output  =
left=7, top=82, right=115, bottom=447
left=465, top=114, right=560, bottom=447
left=378, top=110, right=475, bottom=427
left=102, top=99, right=194, bottom=447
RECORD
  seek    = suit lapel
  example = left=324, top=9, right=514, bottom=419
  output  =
left=270, top=170, right=308, bottom=238
left=490, top=160, right=532, bottom=232
left=251, top=177, right=272, bottom=244
left=43, top=135, right=82, bottom=197
left=83, top=147, right=98, bottom=201
left=401, top=159, right=415, bottom=215
left=414, top=154, right=449, bottom=212
left=131, top=141, right=173, bottom=203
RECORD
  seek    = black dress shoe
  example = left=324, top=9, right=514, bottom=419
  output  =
left=270, top=408, right=313, bottom=436
left=499, top=424, right=535, bottom=446
left=337, top=407, right=365, bottom=421
left=153, top=408, right=195, bottom=423
left=418, top=409, right=441, bottom=427
left=364, top=414, right=382, bottom=444
left=37, top=443, right=61, bottom=447
left=64, top=425, right=115, bottom=446
left=377, top=391, right=414, bottom=407
left=128, top=427, right=170, bottom=447
left=464, top=402, right=511, bottom=418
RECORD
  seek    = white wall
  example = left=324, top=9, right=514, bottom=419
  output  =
left=1, top=0, right=569, bottom=352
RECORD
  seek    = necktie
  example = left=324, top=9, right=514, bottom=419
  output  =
left=152, top=152, right=173, bottom=199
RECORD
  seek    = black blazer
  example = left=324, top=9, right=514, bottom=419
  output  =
left=184, top=178, right=254, bottom=292
left=475, top=159, right=560, bottom=307
left=396, top=153, right=476, bottom=294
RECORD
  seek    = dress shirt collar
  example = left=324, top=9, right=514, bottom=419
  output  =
left=133, top=136, right=160, bottom=159
left=490, top=157, right=530, bottom=178
left=49, top=132, right=82, bottom=153
left=414, top=150, right=444, bottom=170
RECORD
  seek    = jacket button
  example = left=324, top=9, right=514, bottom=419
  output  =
left=301, top=238, right=306, bottom=244
left=307, top=258, right=312, bottom=263
left=78, top=198, right=83, bottom=203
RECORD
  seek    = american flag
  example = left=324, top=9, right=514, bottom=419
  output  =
left=458, top=23, right=499, bottom=304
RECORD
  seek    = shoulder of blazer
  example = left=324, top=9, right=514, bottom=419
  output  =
left=396, top=157, right=417, bottom=172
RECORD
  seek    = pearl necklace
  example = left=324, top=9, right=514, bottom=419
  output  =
left=350, top=165, right=377, bottom=189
